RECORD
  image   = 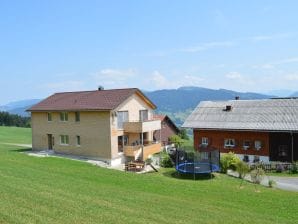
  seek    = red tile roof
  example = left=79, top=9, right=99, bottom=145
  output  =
left=28, top=88, right=156, bottom=111
left=153, top=114, right=166, bottom=121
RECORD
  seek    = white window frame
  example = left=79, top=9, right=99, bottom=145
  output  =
left=76, top=135, right=81, bottom=146
left=47, top=113, right=52, bottom=122
left=60, top=112, right=68, bottom=122
left=254, top=140, right=262, bottom=150
left=117, top=111, right=129, bottom=129
left=75, top=112, right=80, bottom=122
left=224, top=139, right=235, bottom=148
left=60, top=135, right=69, bottom=145
left=201, top=137, right=208, bottom=146
left=243, top=140, right=250, bottom=150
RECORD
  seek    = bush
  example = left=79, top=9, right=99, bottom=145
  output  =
left=169, top=135, right=183, bottom=148
left=220, top=152, right=240, bottom=173
left=160, top=153, right=173, bottom=168
left=250, top=168, right=265, bottom=184
left=290, top=162, right=298, bottom=174
left=235, top=160, right=250, bottom=179
left=268, top=179, right=276, bottom=188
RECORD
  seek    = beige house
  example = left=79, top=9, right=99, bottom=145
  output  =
left=28, top=88, right=161, bottom=166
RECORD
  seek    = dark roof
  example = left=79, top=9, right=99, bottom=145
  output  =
left=28, top=88, right=156, bottom=111
left=153, top=114, right=180, bottom=132
left=182, top=98, right=298, bottom=132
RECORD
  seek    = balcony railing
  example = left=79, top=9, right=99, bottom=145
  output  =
left=123, top=142, right=162, bottom=160
left=123, top=119, right=161, bottom=133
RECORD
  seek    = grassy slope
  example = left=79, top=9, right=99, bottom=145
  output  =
left=0, top=127, right=297, bottom=224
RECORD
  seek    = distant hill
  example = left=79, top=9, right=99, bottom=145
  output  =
left=0, top=86, right=274, bottom=124
left=290, top=91, right=298, bottom=97
left=0, top=99, right=41, bottom=117
left=145, top=86, right=274, bottom=125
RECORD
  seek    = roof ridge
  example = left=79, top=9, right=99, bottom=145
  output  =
left=53, top=88, right=139, bottom=95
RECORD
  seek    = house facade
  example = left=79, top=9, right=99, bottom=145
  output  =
left=183, top=98, right=298, bottom=163
left=28, top=88, right=161, bottom=166
left=153, top=114, right=180, bottom=146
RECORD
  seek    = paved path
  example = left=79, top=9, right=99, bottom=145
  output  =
left=228, top=170, right=298, bottom=192
left=1, top=142, right=32, bottom=148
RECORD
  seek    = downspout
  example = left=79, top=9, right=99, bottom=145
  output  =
left=291, top=132, right=294, bottom=163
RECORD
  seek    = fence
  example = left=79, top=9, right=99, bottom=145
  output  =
left=249, top=162, right=296, bottom=172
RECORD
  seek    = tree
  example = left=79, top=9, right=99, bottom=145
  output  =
left=178, top=129, right=189, bottom=140
left=169, top=134, right=183, bottom=148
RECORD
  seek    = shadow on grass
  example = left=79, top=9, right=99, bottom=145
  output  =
left=11, top=148, right=32, bottom=153
left=162, top=169, right=215, bottom=181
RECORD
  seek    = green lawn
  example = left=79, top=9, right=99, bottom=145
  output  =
left=0, top=127, right=298, bottom=223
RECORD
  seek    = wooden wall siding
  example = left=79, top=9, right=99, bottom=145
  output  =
left=154, top=120, right=179, bottom=145
left=193, top=129, right=270, bottom=156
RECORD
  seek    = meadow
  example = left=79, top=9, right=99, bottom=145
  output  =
left=0, top=126, right=297, bottom=224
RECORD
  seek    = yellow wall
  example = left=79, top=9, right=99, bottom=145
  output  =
left=31, top=111, right=112, bottom=160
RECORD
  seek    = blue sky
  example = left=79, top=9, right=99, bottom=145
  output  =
left=1, top=0, right=298, bottom=104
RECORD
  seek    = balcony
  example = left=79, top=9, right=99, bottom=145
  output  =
left=123, top=119, right=161, bottom=133
left=123, top=142, right=162, bottom=160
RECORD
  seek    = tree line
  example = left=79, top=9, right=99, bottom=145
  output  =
left=0, top=111, right=31, bottom=128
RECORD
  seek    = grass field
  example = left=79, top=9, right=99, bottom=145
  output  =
left=0, top=126, right=298, bottom=224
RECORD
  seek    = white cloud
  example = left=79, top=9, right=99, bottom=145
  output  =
left=150, top=71, right=169, bottom=88
left=285, top=74, right=298, bottom=81
left=250, top=32, right=296, bottom=42
left=41, top=80, right=86, bottom=92
left=225, top=72, right=242, bottom=79
left=180, top=41, right=235, bottom=53
left=92, top=68, right=137, bottom=88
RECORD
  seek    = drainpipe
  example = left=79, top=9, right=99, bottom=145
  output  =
left=141, top=125, right=144, bottom=161
left=291, top=132, right=294, bottom=163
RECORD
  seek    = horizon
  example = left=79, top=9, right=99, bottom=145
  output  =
left=1, top=1, right=298, bottom=104
left=0, top=85, right=294, bottom=106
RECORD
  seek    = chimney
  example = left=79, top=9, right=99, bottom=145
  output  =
left=235, top=96, right=240, bottom=100
left=225, top=105, right=232, bottom=111
left=98, top=86, right=104, bottom=91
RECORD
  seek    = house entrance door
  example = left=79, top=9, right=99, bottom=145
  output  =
left=47, top=134, right=53, bottom=150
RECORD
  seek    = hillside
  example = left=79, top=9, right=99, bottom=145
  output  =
left=145, top=86, right=274, bottom=126
left=0, top=87, right=274, bottom=124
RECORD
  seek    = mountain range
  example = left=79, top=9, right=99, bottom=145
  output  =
left=0, top=86, right=291, bottom=126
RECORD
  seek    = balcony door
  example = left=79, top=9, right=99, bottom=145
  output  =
left=139, top=110, right=148, bottom=122
left=117, top=111, right=128, bottom=129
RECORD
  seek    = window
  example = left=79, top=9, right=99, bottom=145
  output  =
left=117, top=111, right=128, bottom=129
left=76, top=136, right=81, bottom=146
left=278, top=145, right=288, bottom=157
left=243, top=155, right=249, bottom=162
left=75, top=112, right=80, bottom=122
left=224, top=139, right=235, bottom=148
left=243, top=140, right=250, bottom=150
left=254, top=140, right=262, bottom=150
left=139, top=110, right=148, bottom=121
left=60, top=135, right=69, bottom=145
left=60, top=112, right=68, bottom=121
left=201, top=137, right=208, bottom=146
left=47, top=113, right=52, bottom=122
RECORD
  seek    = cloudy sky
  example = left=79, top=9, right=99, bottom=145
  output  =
left=1, top=0, right=298, bottom=104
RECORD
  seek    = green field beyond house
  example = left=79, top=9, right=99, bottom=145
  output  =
left=0, top=127, right=297, bottom=224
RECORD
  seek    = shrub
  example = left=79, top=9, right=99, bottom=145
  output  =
left=276, top=164, right=284, bottom=173
left=290, top=162, right=298, bottom=174
left=160, top=153, right=173, bottom=168
left=220, top=152, right=240, bottom=173
left=169, top=135, right=183, bottom=148
left=236, top=160, right=250, bottom=179
left=250, top=168, right=265, bottom=184
left=268, top=179, right=276, bottom=188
